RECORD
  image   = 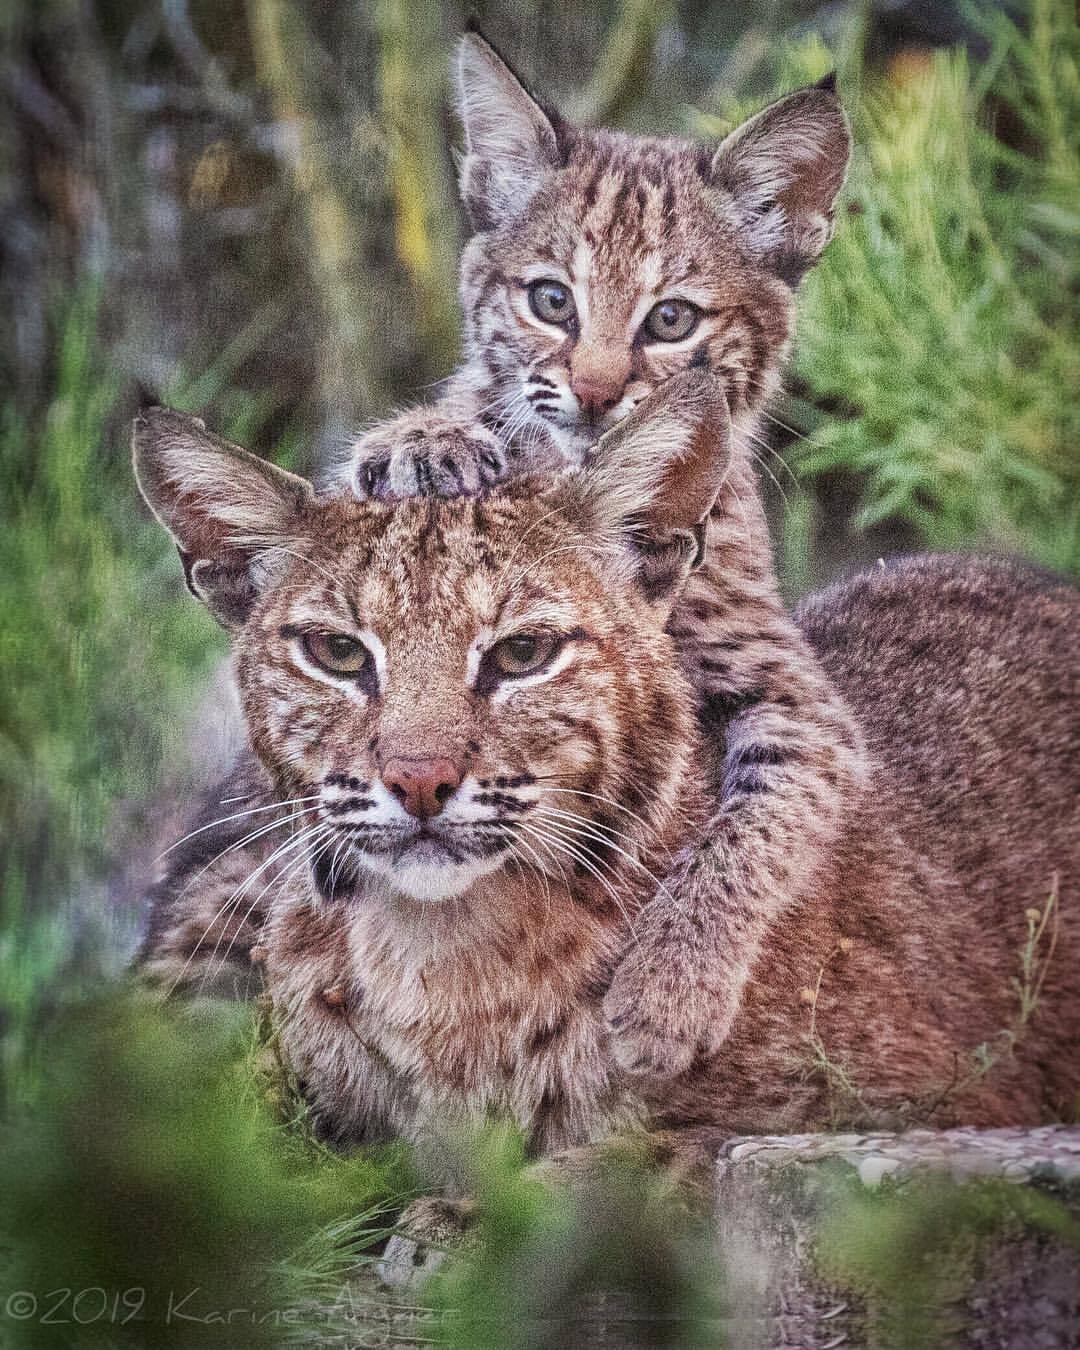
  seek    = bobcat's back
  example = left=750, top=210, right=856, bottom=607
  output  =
left=797, top=553, right=1078, bottom=901
left=802, top=554, right=1079, bottom=1117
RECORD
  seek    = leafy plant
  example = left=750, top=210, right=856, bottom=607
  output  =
left=791, top=0, right=1080, bottom=570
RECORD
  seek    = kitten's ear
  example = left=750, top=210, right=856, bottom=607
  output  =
left=572, top=370, right=730, bottom=603
left=710, top=75, right=850, bottom=285
left=455, top=27, right=563, bottom=229
left=132, top=407, right=314, bottom=629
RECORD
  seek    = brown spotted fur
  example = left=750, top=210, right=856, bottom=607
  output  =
left=144, top=34, right=863, bottom=1082
left=348, top=33, right=861, bottom=1080
left=134, top=399, right=1079, bottom=1156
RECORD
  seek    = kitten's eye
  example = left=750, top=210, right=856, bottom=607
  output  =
left=489, top=631, right=559, bottom=678
left=642, top=298, right=701, bottom=343
left=528, top=280, right=576, bottom=327
left=303, top=632, right=371, bottom=676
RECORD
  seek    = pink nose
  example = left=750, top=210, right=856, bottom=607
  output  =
left=570, top=374, right=624, bottom=420
left=381, top=757, right=463, bottom=820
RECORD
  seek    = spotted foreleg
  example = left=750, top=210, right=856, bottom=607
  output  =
left=604, top=612, right=866, bottom=1079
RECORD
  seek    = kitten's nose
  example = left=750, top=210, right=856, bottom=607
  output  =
left=570, top=374, right=625, bottom=421
left=382, top=757, right=463, bottom=820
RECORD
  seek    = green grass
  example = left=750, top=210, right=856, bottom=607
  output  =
left=0, top=288, right=219, bottom=1104
left=791, top=0, right=1080, bottom=570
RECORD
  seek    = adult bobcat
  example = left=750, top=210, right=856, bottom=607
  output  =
left=134, top=384, right=1079, bottom=1152
left=143, top=33, right=864, bottom=1081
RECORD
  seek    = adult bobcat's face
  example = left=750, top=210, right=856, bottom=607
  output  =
left=134, top=374, right=726, bottom=906
left=238, top=493, right=681, bottom=904
left=454, top=34, right=850, bottom=460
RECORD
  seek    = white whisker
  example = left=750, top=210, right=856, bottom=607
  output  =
left=251, top=542, right=342, bottom=591
left=171, top=820, right=326, bottom=998
left=534, top=808, right=684, bottom=916
left=211, top=826, right=335, bottom=984
left=195, top=822, right=332, bottom=993
left=534, top=783, right=665, bottom=843
left=159, top=796, right=321, bottom=859
left=517, top=821, right=641, bottom=946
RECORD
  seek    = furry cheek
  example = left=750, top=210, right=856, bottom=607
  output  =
left=242, top=658, right=375, bottom=789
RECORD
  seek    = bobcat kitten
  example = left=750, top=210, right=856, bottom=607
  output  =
left=349, top=30, right=847, bottom=488
left=134, top=390, right=1080, bottom=1154
left=141, top=34, right=861, bottom=1076
left=347, top=33, right=863, bottom=1075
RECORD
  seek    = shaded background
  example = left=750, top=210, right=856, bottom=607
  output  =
left=0, top=2, right=1077, bottom=1344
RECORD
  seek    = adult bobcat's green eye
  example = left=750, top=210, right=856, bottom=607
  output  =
left=528, top=280, right=576, bottom=327
left=489, top=631, right=558, bottom=678
left=643, top=298, right=701, bottom=343
left=303, top=632, right=371, bottom=676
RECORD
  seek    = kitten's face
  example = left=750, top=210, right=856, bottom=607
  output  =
left=454, top=33, right=849, bottom=461
left=460, top=133, right=793, bottom=459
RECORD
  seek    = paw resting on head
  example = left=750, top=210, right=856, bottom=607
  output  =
left=351, top=411, right=510, bottom=501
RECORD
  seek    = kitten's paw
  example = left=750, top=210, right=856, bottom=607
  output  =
left=602, top=884, right=742, bottom=1081
left=603, top=956, right=701, bottom=1080
left=351, top=413, right=508, bottom=501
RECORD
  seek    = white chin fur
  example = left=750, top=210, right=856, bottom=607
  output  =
left=357, top=846, right=506, bottom=903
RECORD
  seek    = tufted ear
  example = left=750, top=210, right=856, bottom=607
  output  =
left=710, top=75, right=851, bottom=286
left=571, top=370, right=731, bottom=604
left=132, top=407, right=314, bottom=629
left=455, top=26, right=564, bottom=230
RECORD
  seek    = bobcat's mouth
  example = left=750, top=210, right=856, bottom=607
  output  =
left=310, top=821, right=513, bottom=904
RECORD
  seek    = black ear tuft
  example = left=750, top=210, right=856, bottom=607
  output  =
left=814, top=70, right=838, bottom=94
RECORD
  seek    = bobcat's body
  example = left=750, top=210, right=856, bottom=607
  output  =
left=134, top=405, right=1079, bottom=1155
left=265, top=553, right=1079, bottom=1151
left=136, top=33, right=1078, bottom=1119
left=141, top=34, right=866, bottom=1077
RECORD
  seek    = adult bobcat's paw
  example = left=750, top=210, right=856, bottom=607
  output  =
left=376, top=1195, right=477, bottom=1290
left=351, top=412, right=509, bottom=501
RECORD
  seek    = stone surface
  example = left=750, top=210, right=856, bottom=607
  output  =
left=714, top=1125, right=1080, bottom=1349
left=354, top=1127, right=1080, bottom=1347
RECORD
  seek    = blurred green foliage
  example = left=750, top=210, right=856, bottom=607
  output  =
left=1, top=0, right=1078, bottom=1346
left=794, top=0, right=1080, bottom=571
left=0, top=992, right=412, bottom=1347
left=425, top=1128, right=727, bottom=1349
left=815, top=1168, right=1080, bottom=1348
left=0, top=289, right=224, bottom=1105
